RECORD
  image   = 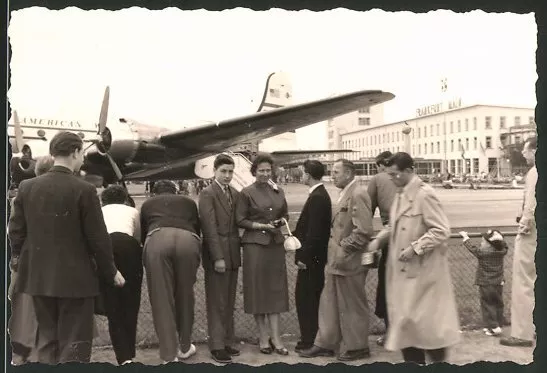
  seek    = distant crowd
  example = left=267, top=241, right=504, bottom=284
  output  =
left=7, top=131, right=537, bottom=366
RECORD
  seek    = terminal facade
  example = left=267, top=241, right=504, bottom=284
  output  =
left=327, top=100, right=535, bottom=178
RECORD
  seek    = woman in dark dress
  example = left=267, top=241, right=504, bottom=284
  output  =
left=236, top=153, right=290, bottom=355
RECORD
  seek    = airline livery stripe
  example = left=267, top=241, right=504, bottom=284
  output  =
left=7, top=124, right=97, bottom=132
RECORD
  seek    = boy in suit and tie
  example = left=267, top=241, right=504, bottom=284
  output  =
left=199, top=154, right=242, bottom=364
left=293, top=160, right=332, bottom=353
left=8, top=131, right=125, bottom=364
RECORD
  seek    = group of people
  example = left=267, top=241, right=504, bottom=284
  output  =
left=7, top=129, right=538, bottom=366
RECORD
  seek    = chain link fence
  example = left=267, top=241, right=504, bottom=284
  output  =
left=91, top=231, right=517, bottom=348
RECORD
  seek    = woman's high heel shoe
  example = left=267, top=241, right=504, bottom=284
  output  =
left=269, top=338, right=289, bottom=355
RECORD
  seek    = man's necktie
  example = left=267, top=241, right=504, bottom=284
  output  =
left=224, top=185, right=232, bottom=208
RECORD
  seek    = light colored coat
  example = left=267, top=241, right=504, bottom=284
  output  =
left=325, top=180, right=374, bottom=277
left=374, top=175, right=461, bottom=351
left=510, top=165, right=537, bottom=340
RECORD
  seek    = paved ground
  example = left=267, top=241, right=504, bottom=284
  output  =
left=89, top=327, right=534, bottom=366
left=125, top=182, right=523, bottom=231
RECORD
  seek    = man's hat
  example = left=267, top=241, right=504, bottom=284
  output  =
left=482, top=229, right=505, bottom=250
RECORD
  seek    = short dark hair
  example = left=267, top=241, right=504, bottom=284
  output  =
left=214, top=154, right=235, bottom=169
left=153, top=180, right=178, bottom=195
left=303, top=160, right=325, bottom=180
left=385, top=152, right=414, bottom=171
left=250, top=152, right=275, bottom=176
left=49, top=131, right=83, bottom=157
left=525, top=136, right=537, bottom=150
left=101, top=185, right=128, bottom=206
left=375, top=151, right=393, bottom=166
left=334, top=158, right=356, bottom=175
left=35, top=155, right=54, bottom=176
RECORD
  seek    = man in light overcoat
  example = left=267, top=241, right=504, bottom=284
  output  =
left=368, top=152, right=460, bottom=365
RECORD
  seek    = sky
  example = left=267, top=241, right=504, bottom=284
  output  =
left=7, top=8, right=537, bottom=149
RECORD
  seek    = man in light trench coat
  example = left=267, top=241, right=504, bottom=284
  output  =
left=367, top=152, right=460, bottom=365
left=500, top=136, right=537, bottom=347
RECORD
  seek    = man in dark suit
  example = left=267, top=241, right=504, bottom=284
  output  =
left=293, top=160, right=332, bottom=353
left=367, top=151, right=397, bottom=346
left=8, top=131, right=125, bottom=364
left=199, top=154, right=242, bottom=364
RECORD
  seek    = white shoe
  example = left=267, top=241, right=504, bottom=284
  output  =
left=485, top=327, right=502, bottom=336
left=162, top=357, right=179, bottom=364
left=178, top=344, right=197, bottom=360
left=121, top=360, right=133, bottom=365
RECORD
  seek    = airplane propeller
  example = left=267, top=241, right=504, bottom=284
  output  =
left=12, top=110, right=25, bottom=154
left=85, top=86, right=124, bottom=183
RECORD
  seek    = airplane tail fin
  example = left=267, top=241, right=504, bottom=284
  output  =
left=256, top=72, right=293, bottom=113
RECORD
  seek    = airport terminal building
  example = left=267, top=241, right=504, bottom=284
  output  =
left=327, top=100, right=535, bottom=177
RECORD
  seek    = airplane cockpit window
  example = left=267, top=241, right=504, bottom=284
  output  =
left=37, top=129, right=46, bottom=138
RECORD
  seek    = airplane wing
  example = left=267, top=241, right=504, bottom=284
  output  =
left=122, top=90, right=394, bottom=181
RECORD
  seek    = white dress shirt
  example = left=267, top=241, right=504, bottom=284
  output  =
left=102, top=204, right=141, bottom=241
left=308, top=182, right=324, bottom=194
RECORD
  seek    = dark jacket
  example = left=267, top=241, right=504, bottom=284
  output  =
left=293, top=184, right=331, bottom=267
left=198, top=181, right=242, bottom=270
left=140, top=193, right=201, bottom=244
left=8, top=166, right=117, bottom=298
left=236, top=181, right=289, bottom=246
left=464, top=239, right=508, bottom=286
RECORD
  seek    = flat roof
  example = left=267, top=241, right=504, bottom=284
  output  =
left=342, top=104, right=535, bottom=135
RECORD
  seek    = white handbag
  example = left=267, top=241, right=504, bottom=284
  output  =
left=280, top=218, right=301, bottom=251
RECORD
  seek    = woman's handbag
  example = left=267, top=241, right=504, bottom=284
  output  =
left=280, top=218, right=301, bottom=251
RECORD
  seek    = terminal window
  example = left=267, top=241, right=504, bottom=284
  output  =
left=474, top=137, right=478, bottom=149
left=485, top=116, right=492, bottom=129
left=424, top=127, right=427, bottom=137
left=465, top=119, right=469, bottom=132
left=437, top=142, right=440, bottom=153
left=473, top=117, right=478, bottom=130
left=500, top=116, right=506, bottom=129
left=485, top=136, right=492, bottom=148
left=450, top=121, right=454, bottom=133
left=514, top=116, right=521, bottom=126
left=451, top=140, right=454, bottom=152
left=436, top=123, right=440, bottom=136
left=457, top=120, right=461, bottom=132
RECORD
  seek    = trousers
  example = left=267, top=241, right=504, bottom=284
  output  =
left=478, top=285, right=504, bottom=329
left=314, top=272, right=370, bottom=352
left=100, top=232, right=143, bottom=364
left=143, top=227, right=201, bottom=362
left=32, top=296, right=95, bottom=364
left=295, top=264, right=325, bottom=346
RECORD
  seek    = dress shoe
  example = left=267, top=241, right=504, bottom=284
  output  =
left=295, top=343, right=313, bottom=353
left=337, top=349, right=371, bottom=361
left=225, top=346, right=241, bottom=356
left=178, top=344, right=197, bottom=360
left=299, top=345, right=335, bottom=358
left=500, top=336, right=534, bottom=347
left=269, top=338, right=289, bottom=355
left=211, top=349, right=232, bottom=364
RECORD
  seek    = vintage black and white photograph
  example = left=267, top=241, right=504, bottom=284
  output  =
left=6, top=6, right=537, bottom=367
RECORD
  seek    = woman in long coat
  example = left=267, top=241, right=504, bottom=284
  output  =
left=236, top=153, right=290, bottom=355
left=369, top=153, right=460, bottom=365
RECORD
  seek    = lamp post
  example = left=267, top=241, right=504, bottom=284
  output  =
left=441, top=78, right=448, bottom=175
left=403, top=121, right=412, bottom=154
